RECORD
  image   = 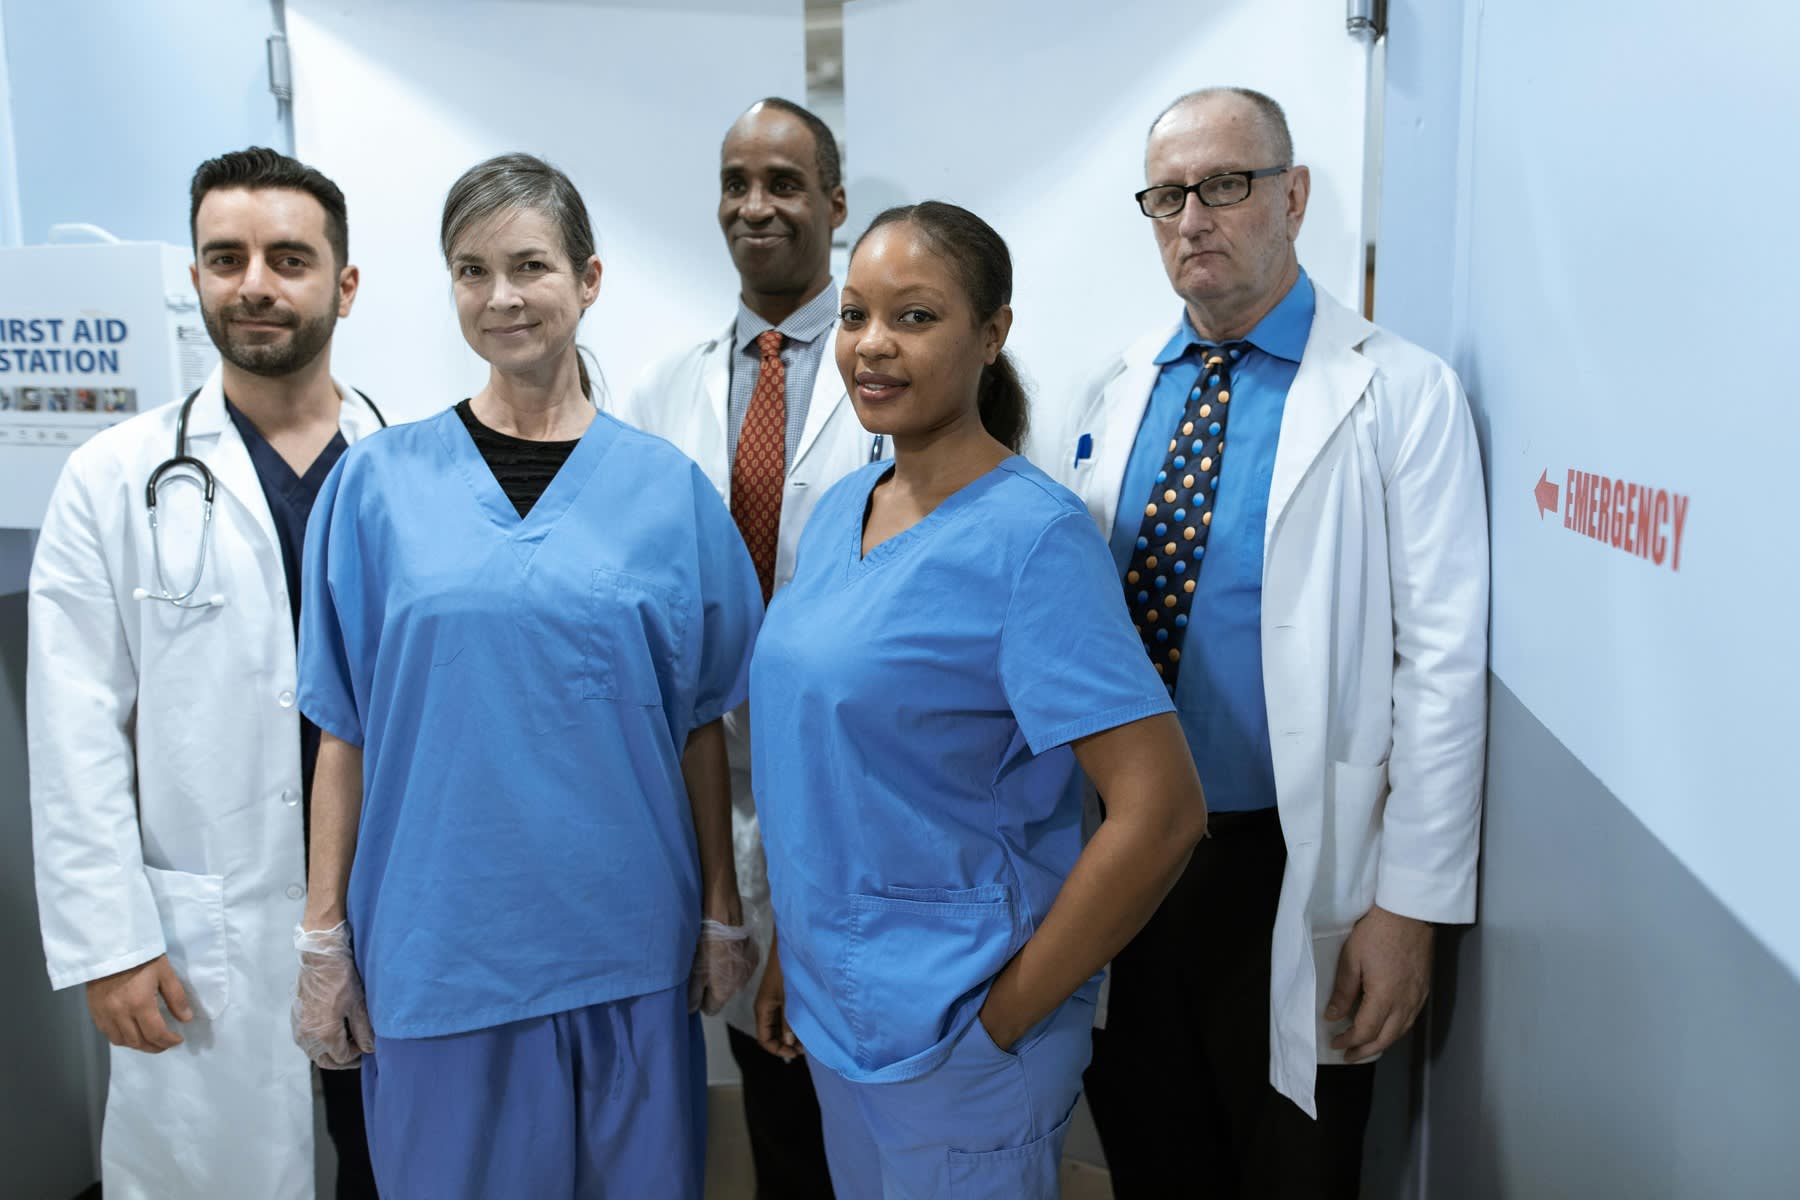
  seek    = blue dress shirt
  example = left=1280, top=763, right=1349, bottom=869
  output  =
left=1106, top=272, right=1315, bottom=812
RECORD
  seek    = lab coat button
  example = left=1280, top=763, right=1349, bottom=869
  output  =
left=278, top=689, right=295, bottom=708
left=281, top=789, right=299, bottom=807
left=286, top=885, right=304, bottom=900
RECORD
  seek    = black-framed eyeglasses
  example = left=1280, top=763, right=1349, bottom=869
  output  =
left=1135, top=167, right=1289, bottom=218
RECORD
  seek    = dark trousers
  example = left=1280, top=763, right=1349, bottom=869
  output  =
left=1084, top=807, right=1376, bottom=1199
left=321, top=1064, right=380, bottom=1199
left=726, top=1025, right=836, bottom=1199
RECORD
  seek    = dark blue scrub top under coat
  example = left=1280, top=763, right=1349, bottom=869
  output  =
left=226, top=399, right=346, bottom=848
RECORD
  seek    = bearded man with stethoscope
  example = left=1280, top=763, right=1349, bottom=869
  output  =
left=28, top=147, right=384, bottom=1200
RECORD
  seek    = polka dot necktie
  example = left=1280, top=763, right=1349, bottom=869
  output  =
left=732, top=329, right=786, bottom=604
left=1123, top=341, right=1250, bottom=692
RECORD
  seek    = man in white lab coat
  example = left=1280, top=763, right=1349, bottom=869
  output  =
left=611, top=98, right=879, bottom=1199
left=1033, top=89, right=1488, bottom=1198
left=29, top=148, right=383, bottom=1199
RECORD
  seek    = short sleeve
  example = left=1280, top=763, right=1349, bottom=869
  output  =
left=296, top=455, right=365, bottom=747
left=999, top=511, right=1174, bottom=754
left=686, top=464, right=763, bottom=731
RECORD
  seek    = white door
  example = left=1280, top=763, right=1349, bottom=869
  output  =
left=842, top=0, right=1373, bottom=422
left=286, top=0, right=807, bottom=425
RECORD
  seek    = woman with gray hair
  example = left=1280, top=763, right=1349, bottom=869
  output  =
left=289, top=153, right=763, bottom=1198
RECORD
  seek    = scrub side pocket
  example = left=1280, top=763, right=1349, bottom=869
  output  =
left=584, top=567, right=687, bottom=706
left=945, top=1106, right=1074, bottom=1199
left=840, top=885, right=1015, bottom=1072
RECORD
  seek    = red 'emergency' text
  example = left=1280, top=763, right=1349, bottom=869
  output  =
left=1563, top=469, right=1689, bottom=571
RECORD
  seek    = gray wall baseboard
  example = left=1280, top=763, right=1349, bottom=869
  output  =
left=1423, top=676, right=1800, bottom=1199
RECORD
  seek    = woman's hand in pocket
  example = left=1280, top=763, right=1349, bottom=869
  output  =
left=976, top=968, right=1030, bottom=1053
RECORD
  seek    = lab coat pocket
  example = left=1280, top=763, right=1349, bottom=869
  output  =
left=585, top=567, right=688, bottom=705
left=141, top=866, right=230, bottom=1021
left=946, top=1104, right=1074, bottom=1199
left=1310, top=760, right=1388, bottom=931
left=841, top=885, right=1016, bottom=1073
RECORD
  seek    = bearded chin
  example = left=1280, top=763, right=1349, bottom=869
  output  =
left=209, top=310, right=338, bottom=378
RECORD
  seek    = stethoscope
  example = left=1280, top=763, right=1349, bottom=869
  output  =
left=868, top=432, right=885, bottom=462
left=134, top=386, right=386, bottom=609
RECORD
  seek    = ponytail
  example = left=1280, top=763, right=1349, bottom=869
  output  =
left=977, top=352, right=1029, bottom=453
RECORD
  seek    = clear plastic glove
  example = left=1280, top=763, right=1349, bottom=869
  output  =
left=688, top=919, right=760, bottom=1016
left=292, top=922, right=375, bottom=1069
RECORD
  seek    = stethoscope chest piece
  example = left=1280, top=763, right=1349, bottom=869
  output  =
left=135, top=385, right=385, bottom=611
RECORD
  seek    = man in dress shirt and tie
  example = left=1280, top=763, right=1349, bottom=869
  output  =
left=1035, top=87, right=1489, bottom=1198
left=614, top=97, right=880, bottom=1199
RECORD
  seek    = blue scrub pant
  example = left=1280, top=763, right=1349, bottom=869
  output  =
left=806, top=994, right=1093, bottom=1199
left=360, top=983, right=704, bottom=1199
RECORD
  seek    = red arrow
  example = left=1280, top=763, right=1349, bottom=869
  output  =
left=1534, top=470, right=1559, bottom=519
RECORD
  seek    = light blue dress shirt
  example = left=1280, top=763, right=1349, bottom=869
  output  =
left=1106, top=272, right=1315, bottom=812
left=727, top=282, right=838, bottom=468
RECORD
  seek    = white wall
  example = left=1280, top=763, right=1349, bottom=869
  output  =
left=3, top=0, right=286, bottom=245
left=842, top=0, right=1370, bottom=424
left=0, top=3, right=19, bottom=249
left=1374, top=2, right=1800, bottom=1192
left=287, top=0, right=804, bottom=425
left=1441, top=0, right=1799, bottom=977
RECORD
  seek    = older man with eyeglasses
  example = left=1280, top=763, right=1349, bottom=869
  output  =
left=1032, top=87, right=1490, bottom=1198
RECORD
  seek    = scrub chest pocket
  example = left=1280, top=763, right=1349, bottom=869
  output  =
left=584, top=567, right=686, bottom=706
left=840, top=884, right=1017, bottom=1072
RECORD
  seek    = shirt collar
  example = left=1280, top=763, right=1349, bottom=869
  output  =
left=1153, top=269, right=1315, bottom=366
left=735, top=280, right=839, bottom=353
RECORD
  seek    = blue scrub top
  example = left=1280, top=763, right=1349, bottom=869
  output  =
left=298, top=408, right=763, bottom=1040
left=750, top=456, right=1175, bottom=1084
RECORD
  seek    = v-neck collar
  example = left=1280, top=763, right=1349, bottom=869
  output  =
left=433, top=405, right=616, bottom=559
left=225, top=398, right=346, bottom=497
left=849, top=455, right=1022, bottom=576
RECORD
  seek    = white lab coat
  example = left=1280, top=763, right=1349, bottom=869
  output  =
left=28, top=368, right=385, bottom=1199
left=1032, top=286, right=1488, bottom=1117
left=611, top=315, right=884, bottom=1035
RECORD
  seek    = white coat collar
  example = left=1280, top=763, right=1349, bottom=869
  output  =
left=181, top=364, right=383, bottom=554
left=1082, top=323, right=1177, bottom=519
left=703, top=300, right=853, bottom=474
left=793, top=336, right=849, bottom=468
left=701, top=318, right=734, bottom=459
left=1265, top=286, right=1377, bottom=538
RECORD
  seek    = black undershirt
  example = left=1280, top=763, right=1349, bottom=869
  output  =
left=454, top=398, right=581, bottom=517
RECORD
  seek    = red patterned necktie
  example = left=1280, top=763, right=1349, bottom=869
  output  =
left=732, top=329, right=786, bottom=604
